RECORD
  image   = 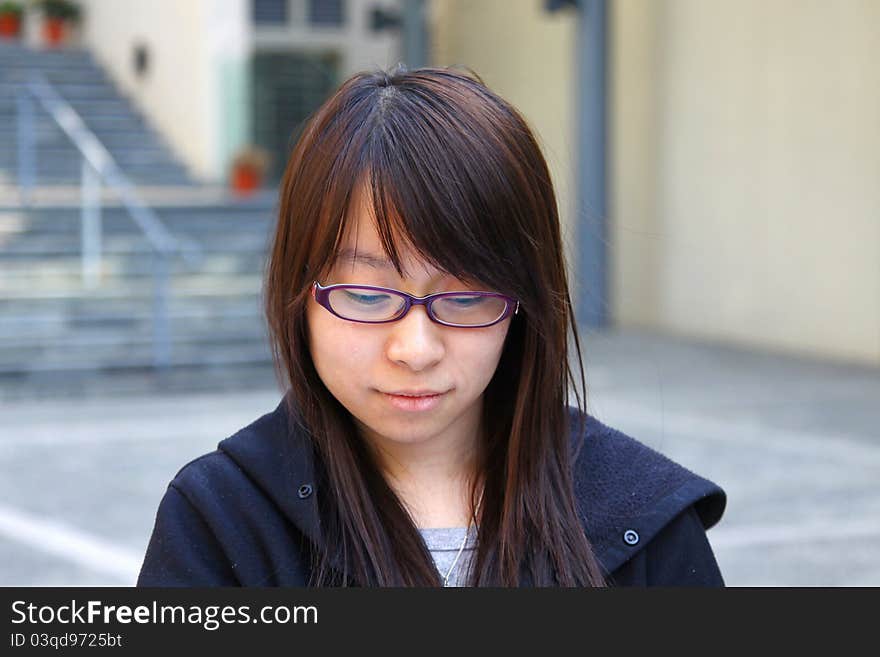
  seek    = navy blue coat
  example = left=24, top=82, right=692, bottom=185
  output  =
left=137, top=399, right=727, bottom=587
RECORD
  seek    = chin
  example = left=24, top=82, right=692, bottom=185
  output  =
left=363, top=414, right=446, bottom=444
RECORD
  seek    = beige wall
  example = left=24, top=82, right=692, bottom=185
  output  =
left=608, top=0, right=662, bottom=328
left=430, top=0, right=580, bottom=284
left=611, top=0, right=880, bottom=365
left=78, top=0, right=249, bottom=181
left=78, top=0, right=400, bottom=182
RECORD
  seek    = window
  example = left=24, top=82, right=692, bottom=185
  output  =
left=251, top=51, right=341, bottom=181
left=252, top=0, right=288, bottom=25
left=308, top=0, right=345, bottom=27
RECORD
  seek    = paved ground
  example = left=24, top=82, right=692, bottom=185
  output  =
left=1, top=327, right=877, bottom=586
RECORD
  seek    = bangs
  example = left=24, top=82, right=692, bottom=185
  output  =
left=324, top=166, right=473, bottom=285
left=320, top=117, right=518, bottom=294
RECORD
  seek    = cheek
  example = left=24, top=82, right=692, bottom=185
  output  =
left=455, top=328, right=509, bottom=384
left=307, top=307, right=373, bottom=377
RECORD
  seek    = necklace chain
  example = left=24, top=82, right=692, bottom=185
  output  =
left=442, top=488, right=484, bottom=587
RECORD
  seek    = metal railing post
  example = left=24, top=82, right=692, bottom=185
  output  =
left=153, top=252, right=172, bottom=372
left=21, top=73, right=200, bottom=373
left=16, top=89, right=36, bottom=206
left=81, top=157, right=102, bottom=289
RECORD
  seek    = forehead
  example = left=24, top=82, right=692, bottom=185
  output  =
left=333, top=185, right=444, bottom=280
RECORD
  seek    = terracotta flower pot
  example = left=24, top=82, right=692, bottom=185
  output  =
left=43, top=16, right=65, bottom=46
left=231, top=165, right=260, bottom=196
left=0, top=13, right=21, bottom=38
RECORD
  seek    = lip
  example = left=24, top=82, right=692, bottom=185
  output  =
left=385, top=390, right=448, bottom=397
left=381, top=390, right=448, bottom=412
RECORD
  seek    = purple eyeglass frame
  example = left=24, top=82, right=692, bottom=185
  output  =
left=311, top=281, right=520, bottom=328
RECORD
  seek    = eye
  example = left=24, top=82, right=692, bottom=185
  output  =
left=343, top=291, right=390, bottom=305
left=448, top=296, right=485, bottom=306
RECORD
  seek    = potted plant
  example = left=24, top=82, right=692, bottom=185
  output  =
left=0, top=1, right=23, bottom=39
left=33, top=0, right=80, bottom=47
left=229, top=146, right=270, bottom=196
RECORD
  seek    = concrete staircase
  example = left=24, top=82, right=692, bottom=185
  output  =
left=0, top=42, right=194, bottom=187
left=0, top=43, right=278, bottom=383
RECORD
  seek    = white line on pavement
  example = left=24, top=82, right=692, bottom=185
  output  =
left=0, top=504, right=141, bottom=584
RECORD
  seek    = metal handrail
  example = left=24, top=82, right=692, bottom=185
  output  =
left=16, top=71, right=202, bottom=371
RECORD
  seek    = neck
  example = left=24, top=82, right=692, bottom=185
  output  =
left=357, top=411, right=485, bottom=529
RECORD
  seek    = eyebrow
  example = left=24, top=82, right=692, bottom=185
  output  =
left=333, top=248, right=458, bottom=283
left=334, top=248, right=394, bottom=270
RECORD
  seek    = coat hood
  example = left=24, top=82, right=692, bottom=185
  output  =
left=214, top=396, right=726, bottom=577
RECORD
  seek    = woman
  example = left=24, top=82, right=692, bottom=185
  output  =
left=138, top=65, right=726, bottom=587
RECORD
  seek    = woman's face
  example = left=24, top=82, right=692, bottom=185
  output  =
left=306, top=184, right=513, bottom=453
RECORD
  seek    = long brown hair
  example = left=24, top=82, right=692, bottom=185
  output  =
left=264, top=65, right=606, bottom=586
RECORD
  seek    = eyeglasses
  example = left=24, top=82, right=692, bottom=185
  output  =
left=311, top=281, right=520, bottom=328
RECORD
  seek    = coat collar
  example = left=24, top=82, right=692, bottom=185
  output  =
left=218, top=396, right=726, bottom=579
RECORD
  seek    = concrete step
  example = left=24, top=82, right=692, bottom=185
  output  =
left=0, top=80, right=118, bottom=99
left=0, top=200, right=275, bottom=218
left=0, top=45, right=94, bottom=64
left=11, top=111, right=150, bottom=131
left=0, top=208, right=272, bottom=221
left=0, top=213, right=273, bottom=238
left=1, top=153, right=186, bottom=170
left=0, top=232, right=269, bottom=256
left=1, top=170, right=194, bottom=185
left=0, top=161, right=190, bottom=177
left=0, top=94, right=144, bottom=114
left=0, top=148, right=182, bottom=166
left=0, top=55, right=95, bottom=69
left=0, top=251, right=265, bottom=279
left=0, top=60, right=99, bottom=77
left=5, top=165, right=189, bottom=181
left=0, top=67, right=108, bottom=85
left=0, top=55, right=104, bottom=67
left=0, top=233, right=269, bottom=254
left=0, top=293, right=262, bottom=319
left=0, top=301, right=263, bottom=336
left=0, top=97, right=135, bottom=115
left=0, top=124, right=166, bottom=143
left=0, top=137, right=179, bottom=159
left=0, top=315, right=268, bottom=349
left=0, top=111, right=148, bottom=130
left=0, top=273, right=263, bottom=299
left=0, top=187, right=264, bottom=207
left=0, top=338, right=273, bottom=374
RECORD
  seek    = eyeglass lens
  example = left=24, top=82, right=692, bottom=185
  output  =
left=327, top=287, right=508, bottom=326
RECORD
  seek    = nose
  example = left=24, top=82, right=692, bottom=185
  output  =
left=384, top=303, right=445, bottom=371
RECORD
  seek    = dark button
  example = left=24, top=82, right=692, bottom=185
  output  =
left=623, top=529, right=640, bottom=546
left=297, top=484, right=313, bottom=499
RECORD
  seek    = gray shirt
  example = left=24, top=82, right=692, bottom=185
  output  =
left=418, top=525, right=478, bottom=587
